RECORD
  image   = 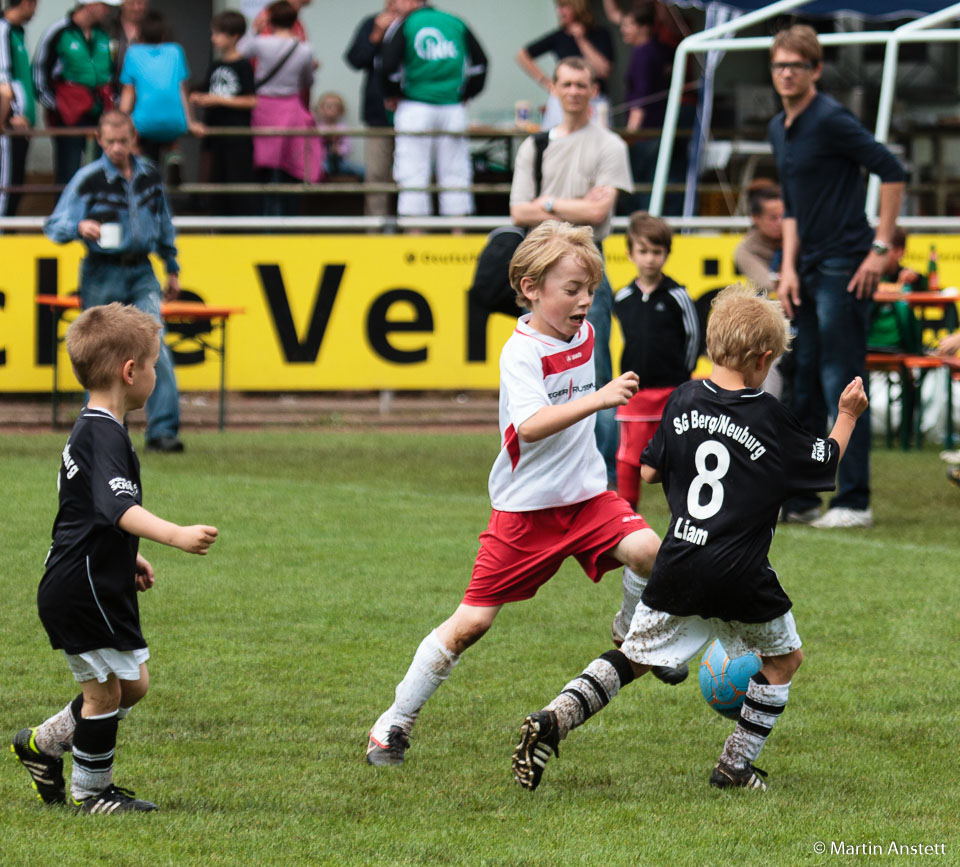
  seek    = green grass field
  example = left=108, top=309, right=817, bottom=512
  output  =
left=1, top=429, right=958, bottom=866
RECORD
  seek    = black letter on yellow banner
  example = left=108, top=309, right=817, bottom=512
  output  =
left=367, top=289, right=433, bottom=363
left=257, top=263, right=345, bottom=363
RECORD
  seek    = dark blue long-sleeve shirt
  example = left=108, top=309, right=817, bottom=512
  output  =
left=768, top=92, right=906, bottom=272
left=344, top=14, right=391, bottom=128
left=44, top=153, right=178, bottom=274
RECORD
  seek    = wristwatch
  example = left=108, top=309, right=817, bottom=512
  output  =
left=544, top=199, right=555, bottom=213
left=871, top=240, right=890, bottom=256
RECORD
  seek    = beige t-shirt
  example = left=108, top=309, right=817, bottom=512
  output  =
left=734, top=228, right=781, bottom=292
left=510, top=123, right=632, bottom=242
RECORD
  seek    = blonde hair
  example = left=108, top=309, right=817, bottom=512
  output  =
left=556, top=0, right=594, bottom=28
left=508, top=220, right=603, bottom=309
left=317, top=91, right=346, bottom=117
left=706, top=284, right=791, bottom=372
left=66, top=303, right=160, bottom=390
left=771, top=24, right=822, bottom=65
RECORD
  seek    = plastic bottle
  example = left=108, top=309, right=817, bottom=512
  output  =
left=927, top=243, right=940, bottom=292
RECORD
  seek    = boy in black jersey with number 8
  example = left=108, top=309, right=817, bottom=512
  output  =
left=512, top=285, right=867, bottom=793
left=11, top=303, right=217, bottom=814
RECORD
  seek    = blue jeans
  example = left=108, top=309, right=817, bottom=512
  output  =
left=587, top=271, right=617, bottom=487
left=787, top=256, right=871, bottom=511
left=80, top=259, right=180, bottom=440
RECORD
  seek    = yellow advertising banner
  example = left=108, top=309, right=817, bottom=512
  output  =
left=0, top=233, right=955, bottom=392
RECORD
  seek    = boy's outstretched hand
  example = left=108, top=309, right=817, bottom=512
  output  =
left=838, top=376, right=868, bottom=419
left=134, top=553, right=155, bottom=592
left=176, top=525, right=219, bottom=555
left=597, top=371, right=640, bottom=409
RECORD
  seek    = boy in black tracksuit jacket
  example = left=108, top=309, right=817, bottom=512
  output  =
left=614, top=212, right=700, bottom=507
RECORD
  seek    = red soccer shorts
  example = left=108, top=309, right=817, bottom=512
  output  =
left=617, top=419, right=661, bottom=468
left=615, top=386, right=674, bottom=467
left=463, top=491, right=650, bottom=606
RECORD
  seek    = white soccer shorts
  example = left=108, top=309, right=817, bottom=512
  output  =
left=64, top=647, right=150, bottom=683
left=620, top=604, right=801, bottom=668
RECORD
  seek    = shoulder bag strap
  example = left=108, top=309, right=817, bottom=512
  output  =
left=255, top=40, right=299, bottom=91
left=532, top=131, right=550, bottom=197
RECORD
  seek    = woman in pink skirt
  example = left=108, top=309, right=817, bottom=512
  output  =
left=239, top=1, right=322, bottom=215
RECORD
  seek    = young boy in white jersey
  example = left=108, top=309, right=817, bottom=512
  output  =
left=366, top=220, right=662, bottom=766
left=11, top=303, right=218, bottom=813
left=511, top=285, right=867, bottom=792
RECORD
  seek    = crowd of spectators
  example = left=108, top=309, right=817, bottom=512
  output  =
left=5, top=2, right=959, bottom=492
left=1, top=0, right=691, bottom=220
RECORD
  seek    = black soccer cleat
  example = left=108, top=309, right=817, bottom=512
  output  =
left=651, top=663, right=689, bottom=686
left=10, top=728, right=66, bottom=805
left=73, top=784, right=159, bottom=814
left=511, top=710, right=560, bottom=791
left=709, top=759, right=768, bottom=791
left=365, top=726, right=410, bottom=766
left=612, top=614, right=688, bottom=686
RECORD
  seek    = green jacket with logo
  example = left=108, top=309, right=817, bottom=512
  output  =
left=33, top=14, right=114, bottom=115
left=0, top=19, right=36, bottom=126
left=382, top=6, right=487, bottom=106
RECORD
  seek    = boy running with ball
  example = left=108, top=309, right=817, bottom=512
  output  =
left=512, top=285, right=867, bottom=792
left=11, top=303, right=217, bottom=813
left=366, top=221, right=661, bottom=766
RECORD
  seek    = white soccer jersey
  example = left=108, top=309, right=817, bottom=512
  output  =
left=488, top=315, right=608, bottom=511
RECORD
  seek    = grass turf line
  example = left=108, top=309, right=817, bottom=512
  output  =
left=1, top=431, right=958, bottom=865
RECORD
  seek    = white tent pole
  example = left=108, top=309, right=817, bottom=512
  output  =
left=866, top=2, right=960, bottom=218
left=650, top=0, right=811, bottom=216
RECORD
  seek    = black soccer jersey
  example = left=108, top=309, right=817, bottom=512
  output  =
left=38, top=408, right=145, bottom=654
left=640, top=380, right=840, bottom=623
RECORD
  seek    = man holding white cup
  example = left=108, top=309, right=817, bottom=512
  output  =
left=44, top=110, right=185, bottom=453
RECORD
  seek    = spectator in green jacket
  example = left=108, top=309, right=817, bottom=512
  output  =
left=33, top=1, right=121, bottom=188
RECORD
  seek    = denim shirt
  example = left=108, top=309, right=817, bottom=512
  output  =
left=44, top=154, right=179, bottom=274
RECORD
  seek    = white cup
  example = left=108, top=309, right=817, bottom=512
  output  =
left=99, top=223, right=122, bottom=249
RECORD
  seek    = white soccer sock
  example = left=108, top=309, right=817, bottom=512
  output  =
left=34, top=700, right=79, bottom=758
left=547, top=650, right=636, bottom=738
left=116, top=707, right=131, bottom=720
left=616, top=567, right=647, bottom=629
left=371, top=629, right=460, bottom=742
left=720, top=677, right=791, bottom=770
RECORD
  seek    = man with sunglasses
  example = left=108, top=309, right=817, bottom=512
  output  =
left=768, top=25, right=905, bottom=530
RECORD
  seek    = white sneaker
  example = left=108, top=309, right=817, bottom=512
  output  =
left=810, top=507, right=873, bottom=529
left=779, top=506, right=821, bottom=524
left=939, top=449, right=960, bottom=463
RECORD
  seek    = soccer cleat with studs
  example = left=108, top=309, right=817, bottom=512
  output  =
left=651, top=663, right=689, bottom=685
left=72, top=784, right=158, bottom=814
left=610, top=614, right=689, bottom=686
left=511, top=709, right=560, bottom=791
left=709, top=759, right=768, bottom=791
left=10, top=728, right=66, bottom=805
left=365, top=726, right=410, bottom=766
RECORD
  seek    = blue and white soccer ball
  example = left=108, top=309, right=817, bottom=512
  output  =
left=698, top=639, right=762, bottom=720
